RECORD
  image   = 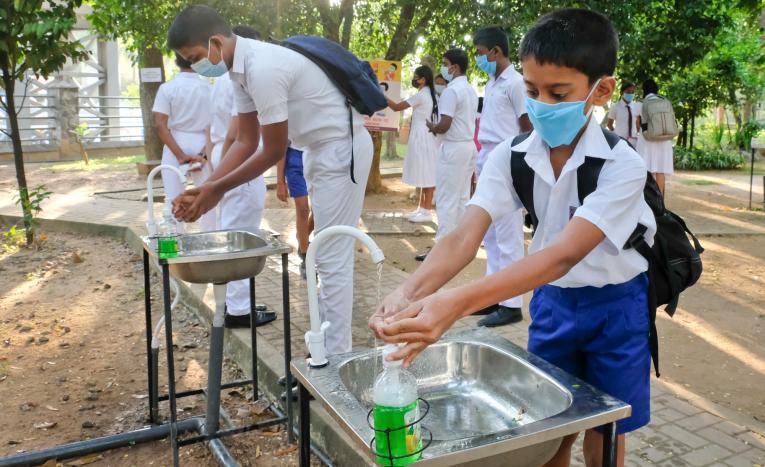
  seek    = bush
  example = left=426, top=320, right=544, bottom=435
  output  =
left=673, top=147, right=746, bottom=170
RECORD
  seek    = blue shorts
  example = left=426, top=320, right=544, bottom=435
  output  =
left=528, top=273, right=651, bottom=434
left=285, top=147, right=308, bottom=198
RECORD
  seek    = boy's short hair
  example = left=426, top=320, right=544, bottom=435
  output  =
left=643, top=79, right=659, bottom=95
left=519, top=8, right=618, bottom=83
left=443, top=48, right=469, bottom=74
left=233, top=25, right=262, bottom=40
left=620, top=81, right=635, bottom=93
left=174, top=52, right=192, bottom=69
left=473, top=26, right=509, bottom=57
left=380, top=82, right=389, bottom=91
left=390, top=63, right=398, bottom=69
left=167, top=5, right=232, bottom=50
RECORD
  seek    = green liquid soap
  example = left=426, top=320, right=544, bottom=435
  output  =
left=373, top=345, right=422, bottom=466
left=157, top=236, right=178, bottom=259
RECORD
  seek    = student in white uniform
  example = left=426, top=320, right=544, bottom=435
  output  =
left=372, top=10, right=656, bottom=466
left=636, top=78, right=674, bottom=195
left=472, top=26, right=533, bottom=327
left=208, top=25, right=272, bottom=328
left=607, top=81, right=638, bottom=147
left=152, top=53, right=215, bottom=232
left=426, top=48, right=478, bottom=248
left=386, top=65, right=439, bottom=223
left=168, top=6, right=373, bottom=355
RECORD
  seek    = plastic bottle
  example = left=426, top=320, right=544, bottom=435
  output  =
left=156, top=206, right=179, bottom=259
left=373, top=344, right=422, bottom=466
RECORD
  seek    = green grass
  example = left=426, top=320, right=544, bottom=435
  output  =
left=680, top=179, right=722, bottom=186
left=46, top=155, right=143, bottom=172
left=734, top=160, right=765, bottom=176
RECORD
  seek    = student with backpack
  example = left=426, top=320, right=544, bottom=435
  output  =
left=370, top=9, right=701, bottom=466
left=636, top=79, right=677, bottom=195
left=168, top=5, right=375, bottom=356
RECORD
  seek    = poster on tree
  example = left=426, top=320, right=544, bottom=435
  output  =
left=364, top=59, right=401, bottom=132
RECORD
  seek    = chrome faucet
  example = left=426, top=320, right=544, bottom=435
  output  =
left=304, top=225, right=385, bottom=368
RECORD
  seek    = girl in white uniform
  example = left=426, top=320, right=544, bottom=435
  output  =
left=635, top=78, right=674, bottom=194
left=152, top=53, right=215, bottom=232
left=387, top=65, right=439, bottom=223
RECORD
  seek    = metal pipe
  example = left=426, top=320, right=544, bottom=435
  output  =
left=270, top=404, right=334, bottom=467
left=208, top=438, right=240, bottom=467
left=304, top=226, right=385, bottom=368
left=299, top=382, right=312, bottom=467
left=601, top=422, right=618, bottom=467
left=205, top=284, right=228, bottom=436
left=162, top=264, right=180, bottom=467
left=282, top=253, right=294, bottom=442
left=249, top=277, right=258, bottom=400
left=0, top=418, right=200, bottom=467
left=142, top=249, right=155, bottom=424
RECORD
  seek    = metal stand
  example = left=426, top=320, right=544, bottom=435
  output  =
left=601, top=422, right=618, bottom=467
left=0, top=249, right=293, bottom=467
left=750, top=146, right=755, bottom=210
left=299, top=382, right=312, bottom=467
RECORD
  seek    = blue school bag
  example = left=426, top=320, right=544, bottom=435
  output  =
left=509, top=128, right=704, bottom=376
left=280, top=35, right=387, bottom=183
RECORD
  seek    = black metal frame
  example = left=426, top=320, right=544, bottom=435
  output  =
left=143, top=251, right=295, bottom=465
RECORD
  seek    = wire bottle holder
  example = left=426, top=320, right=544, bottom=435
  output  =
left=366, top=397, right=433, bottom=466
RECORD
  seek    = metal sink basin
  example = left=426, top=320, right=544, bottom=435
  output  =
left=291, top=328, right=630, bottom=466
left=143, top=229, right=291, bottom=284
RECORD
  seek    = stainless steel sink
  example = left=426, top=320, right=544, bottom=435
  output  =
left=291, top=328, right=630, bottom=466
left=143, top=229, right=291, bottom=283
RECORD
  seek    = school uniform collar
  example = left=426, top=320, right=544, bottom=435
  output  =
left=447, top=75, right=468, bottom=87
left=491, top=63, right=516, bottom=84
left=231, top=35, right=250, bottom=75
left=511, top=116, right=617, bottom=186
left=176, top=71, right=199, bottom=80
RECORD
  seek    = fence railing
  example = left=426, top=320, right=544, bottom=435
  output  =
left=77, top=95, right=145, bottom=143
left=0, top=93, right=58, bottom=146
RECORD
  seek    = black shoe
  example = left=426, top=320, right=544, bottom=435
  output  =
left=278, top=375, right=298, bottom=388
left=477, top=306, right=523, bottom=327
left=415, top=252, right=428, bottom=262
left=224, top=311, right=277, bottom=328
left=474, top=304, right=498, bottom=316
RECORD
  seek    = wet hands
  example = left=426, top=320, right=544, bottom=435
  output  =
left=370, top=289, right=463, bottom=367
left=276, top=181, right=289, bottom=202
left=171, top=182, right=223, bottom=222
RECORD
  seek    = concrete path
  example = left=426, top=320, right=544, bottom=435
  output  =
left=1, top=176, right=764, bottom=467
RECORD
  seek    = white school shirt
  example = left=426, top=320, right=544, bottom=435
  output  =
left=477, top=65, right=527, bottom=145
left=209, top=73, right=240, bottom=145
left=468, top=117, right=656, bottom=288
left=607, top=99, right=638, bottom=140
left=229, top=36, right=363, bottom=149
left=438, top=76, right=478, bottom=142
left=405, top=88, right=435, bottom=126
left=152, top=71, right=211, bottom=133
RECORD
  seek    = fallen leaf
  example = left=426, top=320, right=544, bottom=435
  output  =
left=255, top=445, right=262, bottom=458
left=41, top=459, right=57, bottom=467
left=44, top=405, right=59, bottom=411
left=131, top=394, right=148, bottom=399
left=275, top=445, right=298, bottom=456
left=33, top=421, right=56, bottom=430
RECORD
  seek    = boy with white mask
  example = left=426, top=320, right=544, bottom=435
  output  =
left=471, top=26, right=533, bottom=327
left=169, top=6, right=373, bottom=355
left=425, top=48, right=478, bottom=254
left=607, top=82, right=638, bottom=147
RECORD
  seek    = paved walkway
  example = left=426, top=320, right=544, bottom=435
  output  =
left=1, top=183, right=764, bottom=466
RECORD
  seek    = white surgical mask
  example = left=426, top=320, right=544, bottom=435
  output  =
left=440, top=65, right=453, bottom=82
left=191, top=39, right=228, bottom=78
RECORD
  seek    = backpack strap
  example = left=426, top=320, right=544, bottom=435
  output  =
left=576, top=157, right=606, bottom=205
left=509, top=132, right=537, bottom=231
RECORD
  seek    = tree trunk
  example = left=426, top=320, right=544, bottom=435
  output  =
left=680, top=114, right=689, bottom=148
left=384, top=131, right=398, bottom=159
left=2, top=72, right=33, bottom=245
left=366, top=130, right=383, bottom=194
left=339, top=0, right=354, bottom=48
left=689, top=109, right=696, bottom=149
left=138, top=47, right=165, bottom=161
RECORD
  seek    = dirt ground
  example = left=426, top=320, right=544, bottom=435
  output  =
left=1, top=157, right=764, bottom=446
left=0, top=232, right=318, bottom=466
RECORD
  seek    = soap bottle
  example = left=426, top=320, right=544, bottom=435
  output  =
left=156, top=206, right=179, bottom=259
left=373, top=344, right=422, bottom=466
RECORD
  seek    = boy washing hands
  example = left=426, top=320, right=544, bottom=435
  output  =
left=371, top=9, right=655, bottom=467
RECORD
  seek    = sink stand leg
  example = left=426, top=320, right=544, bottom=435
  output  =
left=161, top=264, right=180, bottom=467
left=601, top=422, right=617, bottom=467
left=249, top=277, right=258, bottom=400
left=206, top=284, right=228, bottom=436
left=281, top=253, right=294, bottom=443
left=298, top=382, right=311, bottom=467
left=142, top=250, right=159, bottom=424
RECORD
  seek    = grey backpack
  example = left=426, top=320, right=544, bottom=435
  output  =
left=642, top=95, right=679, bottom=141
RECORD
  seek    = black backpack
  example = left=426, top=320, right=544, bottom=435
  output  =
left=510, top=128, right=704, bottom=376
left=280, top=35, right=387, bottom=183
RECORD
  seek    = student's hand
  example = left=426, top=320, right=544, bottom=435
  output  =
left=172, top=182, right=223, bottom=222
left=276, top=181, right=289, bottom=202
left=377, top=289, right=463, bottom=367
left=369, top=287, right=411, bottom=339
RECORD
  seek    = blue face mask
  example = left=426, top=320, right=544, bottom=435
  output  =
left=440, top=65, right=453, bottom=82
left=191, top=39, right=228, bottom=78
left=623, top=93, right=634, bottom=103
left=524, top=79, right=601, bottom=148
left=475, top=53, right=496, bottom=76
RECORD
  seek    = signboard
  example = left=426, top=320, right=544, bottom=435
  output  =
left=139, top=67, right=163, bottom=83
left=364, top=59, right=401, bottom=132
